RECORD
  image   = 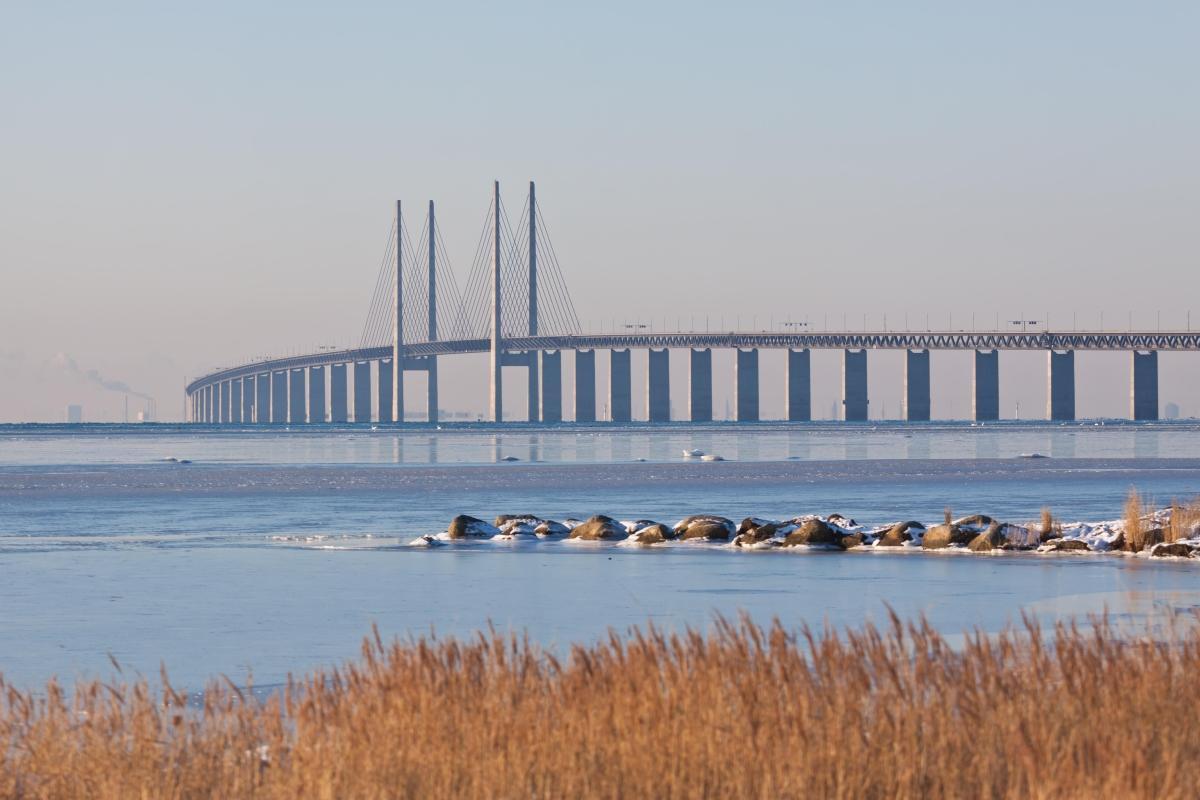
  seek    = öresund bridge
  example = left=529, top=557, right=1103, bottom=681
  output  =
left=186, top=181, right=1199, bottom=425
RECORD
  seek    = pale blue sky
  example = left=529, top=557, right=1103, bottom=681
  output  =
left=2, top=2, right=1198, bottom=421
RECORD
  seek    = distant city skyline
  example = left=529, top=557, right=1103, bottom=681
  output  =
left=3, top=2, right=1198, bottom=422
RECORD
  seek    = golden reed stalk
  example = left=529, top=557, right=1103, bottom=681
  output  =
left=2, top=614, right=1198, bottom=799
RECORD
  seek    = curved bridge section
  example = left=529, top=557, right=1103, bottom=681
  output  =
left=186, top=181, right=1197, bottom=425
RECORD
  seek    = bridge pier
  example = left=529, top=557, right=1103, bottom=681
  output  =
left=231, top=379, right=243, bottom=423
left=198, top=385, right=207, bottom=423
left=904, top=349, right=931, bottom=421
left=973, top=350, right=999, bottom=421
left=253, top=373, right=267, bottom=423
left=427, top=356, right=439, bottom=424
left=842, top=349, right=868, bottom=421
left=217, top=380, right=228, bottom=424
left=241, top=377, right=253, bottom=423
left=648, top=349, right=670, bottom=422
left=353, top=361, right=371, bottom=423
left=289, top=369, right=306, bottom=424
left=689, top=349, right=712, bottom=422
left=575, top=350, right=596, bottom=422
left=527, top=353, right=540, bottom=423
left=735, top=349, right=759, bottom=422
left=1047, top=350, right=1075, bottom=421
left=330, top=364, right=348, bottom=422
left=377, top=360, right=393, bottom=423
left=1131, top=351, right=1158, bottom=420
left=270, top=370, right=287, bottom=424
left=786, top=349, right=811, bottom=421
left=308, top=367, right=326, bottom=423
left=610, top=349, right=632, bottom=422
left=542, top=351, right=562, bottom=422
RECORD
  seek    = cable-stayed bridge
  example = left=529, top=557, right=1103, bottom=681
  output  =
left=186, top=181, right=1200, bottom=424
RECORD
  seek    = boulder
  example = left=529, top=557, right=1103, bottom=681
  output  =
left=675, top=515, right=736, bottom=540
left=624, top=519, right=662, bottom=535
left=534, top=520, right=570, bottom=537
left=967, top=523, right=1004, bottom=552
left=1042, top=538, right=1090, bottom=552
left=1151, top=542, right=1194, bottom=558
left=498, top=520, right=537, bottom=537
left=827, top=514, right=858, bottom=529
left=448, top=515, right=500, bottom=539
left=921, top=524, right=967, bottom=550
left=494, top=513, right=540, bottom=528
left=736, top=517, right=777, bottom=536
left=836, top=531, right=865, bottom=550
left=629, top=523, right=672, bottom=545
left=782, top=519, right=839, bottom=547
left=877, top=521, right=924, bottom=547
left=955, top=514, right=996, bottom=530
left=568, top=515, right=627, bottom=541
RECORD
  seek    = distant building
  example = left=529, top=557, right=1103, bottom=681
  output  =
left=65, top=404, right=83, bottom=423
left=1165, top=401, right=1181, bottom=420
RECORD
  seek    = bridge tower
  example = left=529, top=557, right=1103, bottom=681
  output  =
left=427, top=200, right=439, bottom=423
left=392, top=200, right=404, bottom=422
left=490, top=181, right=503, bottom=422
left=527, top=181, right=539, bottom=422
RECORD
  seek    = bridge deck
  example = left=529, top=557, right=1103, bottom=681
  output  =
left=187, top=330, right=1200, bottom=394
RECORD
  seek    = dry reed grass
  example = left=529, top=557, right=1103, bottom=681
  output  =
left=1125, top=488, right=1146, bottom=551
left=1168, top=497, right=1200, bottom=544
left=2, top=615, right=1199, bottom=799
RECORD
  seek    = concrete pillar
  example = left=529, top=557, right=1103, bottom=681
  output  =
left=255, top=373, right=269, bottom=423
left=208, top=384, right=216, bottom=422
left=353, top=361, right=371, bottom=423
left=270, top=370, right=287, bottom=424
left=377, top=360, right=393, bottom=423
left=309, top=366, right=326, bottom=423
left=230, top=379, right=242, bottom=423
left=842, top=349, right=868, bottom=421
left=1047, top=350, right=1075, bottom=421
left=1131, top=351, right=1158, bottom=421
left=218, top=380, right=229, bottom=424
left=647, top=348, right=670, bottom=422
left=241, top=377, right=253, bottom=423
left=527, top=356, right=540, bottom=423
left=575, top=349, right=596, bottom=422
left=973, top=350, right=1000, bottom=421
left=199, top=386, right=207, bottom=423
left=735, top=349, right=760, bottom=422
left=610, top=349, right=632, bottom=422
left=288, top=369, right=305, bottom=423
left=904, top=349, right=931, bottom=421
left=427, top=356, right=439, bottom=424
left=330, top=364, right=348, bottom=423
left=542, top=351, right=562, bottom=423
left=786, top=349, right=811, bottom=422
left=689, top=349, right=712, bottom=422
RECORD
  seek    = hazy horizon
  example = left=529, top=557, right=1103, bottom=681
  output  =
left=3, top=2, right=1198, bottom=422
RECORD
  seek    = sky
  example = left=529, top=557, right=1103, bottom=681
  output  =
left=2, top=1, right=1198, bottom=422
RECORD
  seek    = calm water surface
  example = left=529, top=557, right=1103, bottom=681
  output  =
left=1, top=422, right=1198, bottom=690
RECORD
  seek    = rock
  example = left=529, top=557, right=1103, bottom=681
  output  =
left=736, top=517, right=781, bottom=540
left=827, top=514, right=858, bottom=529
left=623, top=519, right=662, bottom=534
left=1042, top=538, right=1090, bottom=552
left=967, top=523, right=1004, bottom=552
left=674, top=515, right=736, bottom=540
left=877, top=521, right=924, bottom=547
left=494, top=514, right=540, bottom=528
left=534, top=520, right=570, bottom=537
left=1151, top=542, right=1194, bottom=558
left=782, top=519, right=839, bottom=547
left=921, top=524, right=966, bottom=550
left=568, top=515, right=626, bottom=541
left=836, top=531, right=865, bottom=549
left=448, top=515, right=500, bottom=539
left=954, top=514, right=996, bottom=532
left=498, top=520, right=538, bottom=537
left=629, top=523, right=672, bottom=545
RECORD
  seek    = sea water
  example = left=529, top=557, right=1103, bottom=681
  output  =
left=1, top=421, right=1198, bottom=690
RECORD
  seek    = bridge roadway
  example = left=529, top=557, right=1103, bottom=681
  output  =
left=186, top=329, right=1197, bottom=425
